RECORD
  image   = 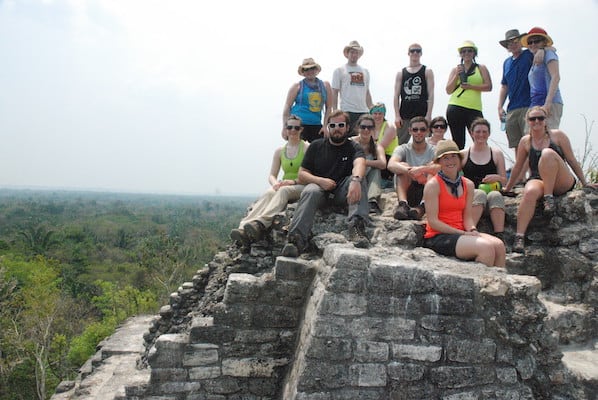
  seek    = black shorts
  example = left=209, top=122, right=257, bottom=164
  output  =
left=423, top=233, right=461, bottom=257
left=302, top=125, right=323, bottom=143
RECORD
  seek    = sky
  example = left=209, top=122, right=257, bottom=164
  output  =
left=0, top=0, right=597, bottom=197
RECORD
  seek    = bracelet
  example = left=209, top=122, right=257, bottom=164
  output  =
left=293, top=179, right=297, bottom=185
left=469, top=228, right=478, bottom=232
left=351, top=175, right=363, bottom=183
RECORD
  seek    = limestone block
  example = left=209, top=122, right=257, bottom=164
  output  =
left=274, top=257, right=315, bottom=281
left=348, top=363, right=387, bottom=387
left=354, top=340, right=389, bottom=362
left=223, top=273, right=261, bottom=304
left=387, top=362, right=426, bottom=382
left=446, top=338, right=496, bottom=363
left=188, top=366, right=222, bottom=380
left=306, top=338, right=352, bottom=361
left=221, top=357, right=289, bottom=377
left=391, top=343, right=443, bottom=362
left=321, top=292, right=367, bottom=316
left=183, top=343, right=219, bottom=366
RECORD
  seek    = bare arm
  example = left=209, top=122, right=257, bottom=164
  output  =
left=544, top=59, right=560, bottom=110
left=445, top=67, right=460, bottom=94
left=554, top=130, right=587, bottom=186
left=497, top=84, right=508, bottom=119
left=393, top=70, right=403, bottom=128
left=378, top=123, right=397, bottom=149
left=461, top=64, right=492, bottom=92
left=331, top=88, right=340, bottom=111
left=268, top=148, right=283, bottom=187
left=368, top=145, right=387, bottom=170
left=282, top=83, right=300, bottom=139
left=347, top=157, right=367, bottom=204
left=504, top=136, right=530, bottom=191
left=321, top=81, right=333, bottom=136
left=425, top=68, right=435, bottom=121
left=482, top=148, right=508, bottom=186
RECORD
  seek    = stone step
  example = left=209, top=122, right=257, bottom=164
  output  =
left=50, top=315, right=154, bottom=400
left=561, top=341, right=598, bottom=399
left=540, top=297, right=595, bottom=345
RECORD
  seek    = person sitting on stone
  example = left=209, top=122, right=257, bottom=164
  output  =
left=282, top=110, right=369, bottom=257
left=460, top=118, right=507, bottom=242
left=423, top=140, right=506, bottom=268
left=350, top=114, right=386, bottom=214
left=503, top=106, right=592, bottom=253
left=230, top=115, right=308, bottom=247
left=387, top=116, right=438, bottom=220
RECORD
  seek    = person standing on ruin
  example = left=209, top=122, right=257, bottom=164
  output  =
left=331, top=40, right=373, bottom=135
left=394, top=43, right=434, bottom=145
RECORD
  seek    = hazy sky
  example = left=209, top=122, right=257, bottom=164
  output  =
left=1, top=0, right=597, bottom=196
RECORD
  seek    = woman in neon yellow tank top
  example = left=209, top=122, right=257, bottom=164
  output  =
left=230, top=115, right=309, bottom=248
left=445, top=41, right=492, bottom=150
left=370, top=102, right=397, bottom=187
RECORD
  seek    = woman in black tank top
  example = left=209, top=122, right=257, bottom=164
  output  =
left=460, top=118, right=507, bottom=239
left=503, top=106, right=590, bottom=253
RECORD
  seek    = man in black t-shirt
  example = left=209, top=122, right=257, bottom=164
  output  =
left=282, top=110, right=370, bottom=257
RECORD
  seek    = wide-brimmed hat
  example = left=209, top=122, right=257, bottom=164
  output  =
left=457, top=40, right=478, bottom=56
left=434, top=140, right=462, bottom=161
left=521, top=27, right=553, bottom=47
left=297, top=58, right=321, bottom=76
left=343, top=40, right=364, bottom=58
left=499, top=29, right=526, bottom=48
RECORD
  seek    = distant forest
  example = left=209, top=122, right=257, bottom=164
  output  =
left=0, top=189, right=253, bottom=400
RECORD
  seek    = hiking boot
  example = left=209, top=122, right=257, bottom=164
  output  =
left=393, top=201, right=411, bottom=220
left=408, top=205, right=425, bottom=220
left=282, top=232, right=307, bottom=257
left=543, top=195, right=556, bottom=216
left=348, top=217, right=370, bottom=248
left=369, top=201, right=382, bottom=215
left=244, top=220, right=266, bottom=242
left=230, top=228, right=250, bottom=247
left=512, top=235, right=525, bottom=253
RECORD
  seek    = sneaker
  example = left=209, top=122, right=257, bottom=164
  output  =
left=393, top=201, right=411, bottom=220
left=407, top=205, right=425, bottom=220
left=369, top=201, right=381, bottom=215
left=512, top=235, right=525, bottom=253
left=230, top=228, right=250, bottom=246
left=543, top=195, right=556, bottom=216
left=282, top=232, right=307, bottom=257
left=348, top=217, right=370, bottom=248
left=244, top=220, right=266, bottom=242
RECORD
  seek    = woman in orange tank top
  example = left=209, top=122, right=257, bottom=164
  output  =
left=422, top=140, right=505, bottom=267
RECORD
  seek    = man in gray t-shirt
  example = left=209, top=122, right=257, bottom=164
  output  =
left=387, top=116, right=438, bottom=220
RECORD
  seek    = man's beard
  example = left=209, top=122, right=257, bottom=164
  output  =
left=330, top=132, right=347, bottom=144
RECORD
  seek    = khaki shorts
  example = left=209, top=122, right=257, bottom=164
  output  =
left=546, top=103, right=563, bottom=129
left=472, top=189, right=505, bottom=211
left=505, top=107, right=528, bottom=149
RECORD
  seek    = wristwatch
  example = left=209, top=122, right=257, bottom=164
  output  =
left=351, top=176, right=363, bottom=183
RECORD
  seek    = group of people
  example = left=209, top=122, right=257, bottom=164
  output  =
left=231, top=29, right=594, bottom=269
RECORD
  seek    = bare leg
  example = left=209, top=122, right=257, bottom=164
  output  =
left=516, top=180, right=544, bottom=235
left=471, top=204, right=484, bottom=226
left=538, top=149, right=576, bottom=196
left=489, top=207, right=505, bottom=233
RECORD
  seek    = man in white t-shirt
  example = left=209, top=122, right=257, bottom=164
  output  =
left=331, top=40, right=373, bottom=136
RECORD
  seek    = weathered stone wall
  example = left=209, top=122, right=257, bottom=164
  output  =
left=53, top=188, right=598, bottom=399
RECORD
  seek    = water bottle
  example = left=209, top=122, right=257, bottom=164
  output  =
left=478, top=182, right=502, bottom=194
left=500, top=112, right=506, bottom=131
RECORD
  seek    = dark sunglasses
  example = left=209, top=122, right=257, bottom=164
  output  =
left=409, top=48, right=422, bottom=54
left=460, top=48, right=475, bottom=54
left=432, top=124, right=447, bottom=129
left=328, top=122, right=346, bottom=129
left=359, top=125, right=374, bottom=130
left=302, top=66, right=317, bottom=72
left=411, top=127, right=428, bottom=132
left=286, top=125, right=302, bottom=131
left=527, top=38, right=544, bottom=45
left=528, top=116, right=546, bottom=122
